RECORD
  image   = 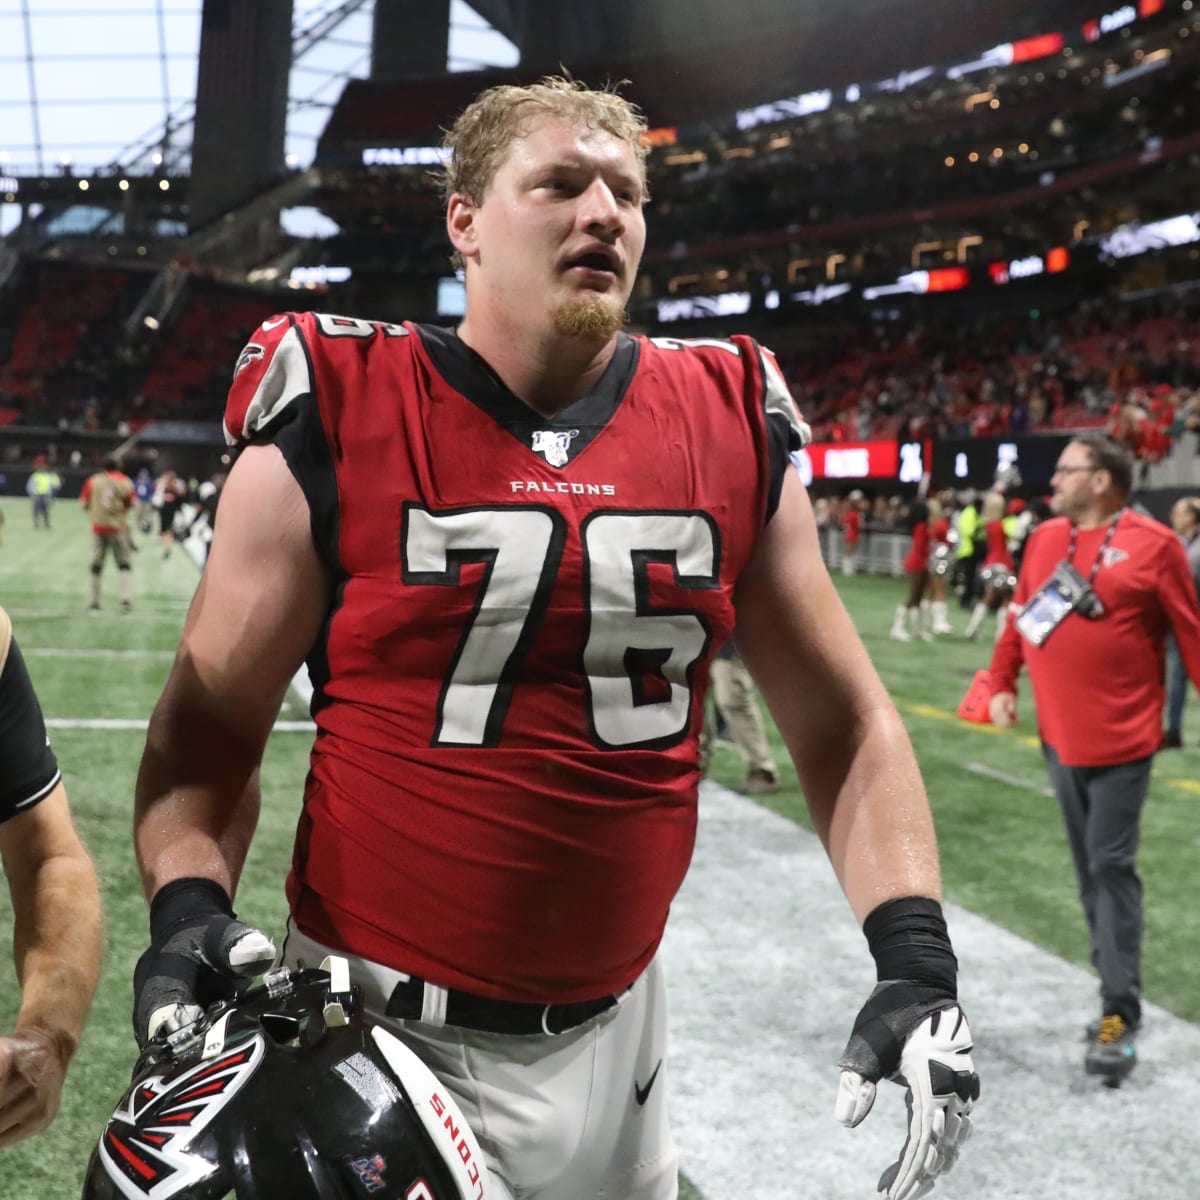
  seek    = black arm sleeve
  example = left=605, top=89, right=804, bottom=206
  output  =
left=0, top=637, right=61, bottom=820
left=764, top=411, right=800, bottom=524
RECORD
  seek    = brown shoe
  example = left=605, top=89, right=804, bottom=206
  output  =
left=739, top=769, right=779, bottom=796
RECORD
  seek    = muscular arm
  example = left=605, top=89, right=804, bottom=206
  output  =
left=0, top=783, right=101, bottom=1145
left=134, top=442, right=332, bottom=902
left=732, top=470, right=942, bottom=923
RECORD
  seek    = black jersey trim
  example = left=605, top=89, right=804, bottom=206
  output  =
left=413, top=324, right=640, bottom=467
left=0, top=638, right=61, bottom=820
left=764, top=412, right=795, bottom=524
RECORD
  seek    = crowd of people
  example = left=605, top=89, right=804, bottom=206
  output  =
left=777, top=294, right=1200, bottom=466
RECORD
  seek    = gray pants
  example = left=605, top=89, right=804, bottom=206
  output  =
left=1043, top=743, right=1151, bottom=1025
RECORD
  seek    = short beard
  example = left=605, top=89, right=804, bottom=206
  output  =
left=551, top=292, right=627, bottom=341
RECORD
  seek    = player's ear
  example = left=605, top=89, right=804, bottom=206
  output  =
left=447, top=194, right=479, bottom=261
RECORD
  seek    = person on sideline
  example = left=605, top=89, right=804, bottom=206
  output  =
left=890, top=498, right=932, bottom=641
left=1160, top=495, right=1200, bottom=748
left=152, top=469, right=187, bottom=558
left=963, top=491, right=1016, bottom=642
left=0, top=605, right=102, bottom=1145
left=841, top=489, right=864, bottom=575
left=988, top=433, right=1200, bottom=1083
left=132, top=77, right=976, bottom=1200
left=79, top=456, right=135, bottom=613
left=952, top=490, right=980, bottom=610
left=25, top=458, right=61, bottom=530
left=700, top=642, right=779, bottom=795
left=133, top=467, right=155, bottom=534
left=927, top=494, right=955, bottom=634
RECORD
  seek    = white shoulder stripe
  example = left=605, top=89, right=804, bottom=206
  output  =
left=759, top=347, right=811, bottom=447
left=15, top=769, right=61, bottom=810
left=225, top=326, right=312, bottom=444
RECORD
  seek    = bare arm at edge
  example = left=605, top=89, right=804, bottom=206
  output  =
left=134, top=443, right=332, bottom=902
left=732, top=470, right=943, bottom=924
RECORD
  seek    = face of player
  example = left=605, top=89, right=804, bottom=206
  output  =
left=453, top=115, right=646, bottom=342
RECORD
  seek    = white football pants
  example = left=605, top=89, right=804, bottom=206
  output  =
left=283, top=921, right=678, bottom=1200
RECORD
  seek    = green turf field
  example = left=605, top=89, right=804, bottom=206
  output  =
left=0, top=504, right=1196, bottom=1197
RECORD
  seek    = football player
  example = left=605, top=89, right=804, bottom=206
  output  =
left=132, top=76, right=977, bottom=1200
left=0, top=605, right=101, bottom=1146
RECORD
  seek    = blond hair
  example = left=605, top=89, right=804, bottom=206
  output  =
left=436, top=75, right=650, bottom=206
left=981, top=491, right=1007, bottom=523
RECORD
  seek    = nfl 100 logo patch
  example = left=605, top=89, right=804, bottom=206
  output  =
left=531, top=429, right=578, bottom=467
left=349, top=1153, right=387, bottom=1193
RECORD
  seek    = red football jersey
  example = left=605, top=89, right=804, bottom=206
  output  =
left=224, top=313, right=805, bottom=1002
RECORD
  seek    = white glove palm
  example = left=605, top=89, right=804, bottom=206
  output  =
left=835, top=1006, right=977, bottom=1200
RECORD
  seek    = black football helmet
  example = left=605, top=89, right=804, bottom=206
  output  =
left=83, top=957, right=494, bottom=1200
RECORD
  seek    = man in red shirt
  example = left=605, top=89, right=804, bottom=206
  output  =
left=129, top=77, right=976, bottom=1200
left=989, top=432, right=1200, bottom=1082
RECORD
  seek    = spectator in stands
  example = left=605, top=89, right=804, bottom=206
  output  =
left=1161, top=495, right=1200, bottom=749
left=25, top=457, right=60, bottom=530
left=79, top=455, right=135, bottom=613
left=988, top=433, right=1200, bottom=1083
left=0, top=604, right=101, bottom=1145
left=890, top=498, right=931, bottom=642
left=1167, top=390, right=1200, bottom=452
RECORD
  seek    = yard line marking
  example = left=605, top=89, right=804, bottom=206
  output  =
left=964, top=760, right=1055, bottom=796
left=1167, top=778, right=1200, bottom=794
left=24, top=647, right=175, bottom=659
left=897, top=699, right=1043, bottom=748
left=665, top=781, right=1200, bottom=1199
left=46, top=717, right=315, bottom=732
left=2, top=607, right=186, bottom=620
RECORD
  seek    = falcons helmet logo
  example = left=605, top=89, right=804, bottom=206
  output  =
left=97, top=1033, right=266, bottom=1200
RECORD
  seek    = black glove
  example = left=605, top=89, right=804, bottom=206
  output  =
left=133, top=877, right=277, bottom=1048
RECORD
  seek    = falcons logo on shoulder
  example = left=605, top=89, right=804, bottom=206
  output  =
left=233, top=342, right=265, bottom=378
left=97, top=1034, right=266, bottom=1200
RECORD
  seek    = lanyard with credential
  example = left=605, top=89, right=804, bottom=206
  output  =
left=1066, top=507, right=1126, bottom=584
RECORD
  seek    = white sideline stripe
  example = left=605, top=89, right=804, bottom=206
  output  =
left=24, top=647, right=175, bottom=659
left=664, top=781, right=1200, bottom=1200
left=45, top=717, right=315, bottom=732
left=2, top=605, right=191, bottom=619
left=291, top=664, right=314, bottom=707
left=964, top=760, right=1055, bottom=797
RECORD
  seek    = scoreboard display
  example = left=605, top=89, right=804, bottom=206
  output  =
left=930, top=435, right=1072, bottom=491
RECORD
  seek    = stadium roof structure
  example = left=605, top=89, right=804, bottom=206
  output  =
left=0, top=0, right=1123, bottom=250
left=1, top=0, right=1110, bottom=180
left=0, top=0, right=522, bottom=180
